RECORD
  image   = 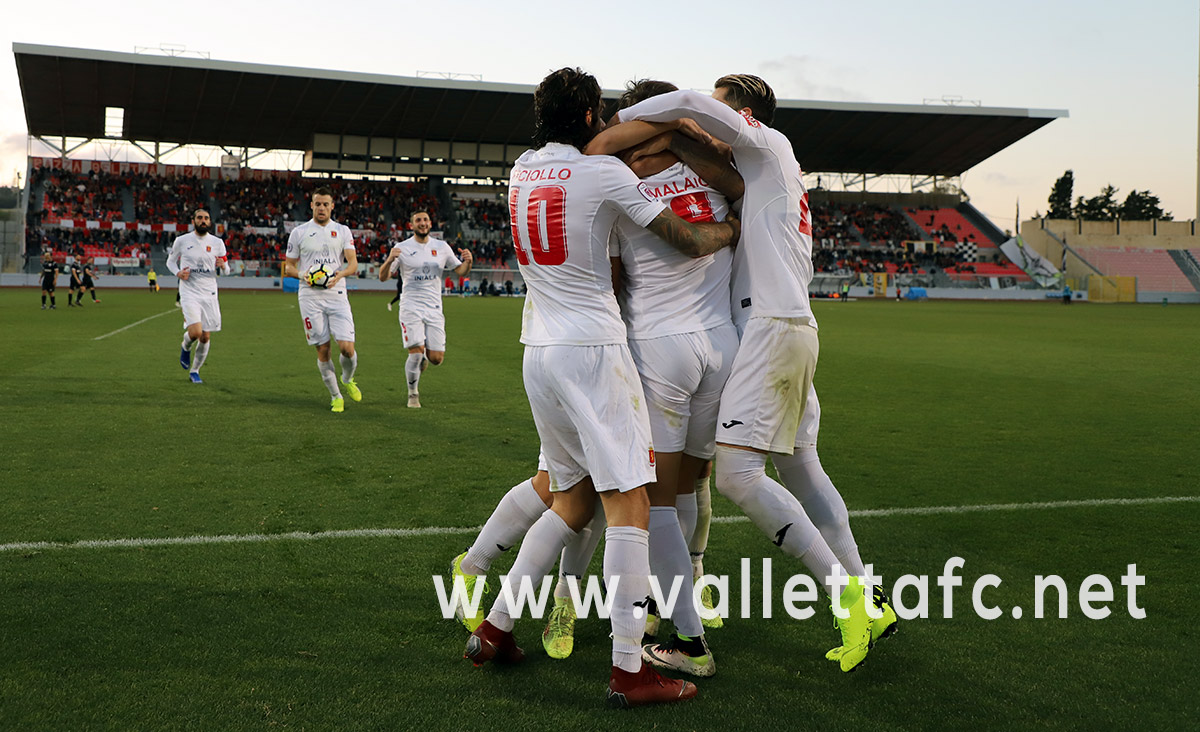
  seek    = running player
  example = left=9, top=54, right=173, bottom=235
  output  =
left=284, top=186, right=362, bottom=413
left=617, top=75, right=877, bottom=672
left=166, top=209, right=228, bottom=384
left=463, top=67, right=737, bottom=709
left=40, top=252, right=59, bottom=309
left=378, top=211, right=473, bottom=408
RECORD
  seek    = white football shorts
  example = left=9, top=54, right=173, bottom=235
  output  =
left=523, top=344, right=655, bottom=494
left=180, top=290, right=222, bottom=332
left=794, top=384, right=821, bottom=450
left=299, top=290, right=356, bottom=346
left=399, top=309, right=446, bottom=351
left=628, top=323, right=739, bottom=460
left=715, top=316, right=819, bottom=454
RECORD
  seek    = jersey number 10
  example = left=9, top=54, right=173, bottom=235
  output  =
left=509, top=186, right=567, bottom=266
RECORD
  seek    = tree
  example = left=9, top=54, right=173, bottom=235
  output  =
left=1120, top=189, right=1172, bottom=221
left=1047, top=170, right=1074, bottom=219
left=1073, top=184, right=1121, bottom=221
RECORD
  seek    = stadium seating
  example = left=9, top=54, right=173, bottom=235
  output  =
left=27, top=167, right=448, bottom=262
left=1077, top=248, right=1198, bottom=292
left=449, top=188, right=513, bottom=268
left=907, top=206, right=994, bottom=248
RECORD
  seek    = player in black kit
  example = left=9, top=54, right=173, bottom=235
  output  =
left=40, top=252, right=59, bottom=309
left=67, top=259, right=84, bottom=307
left=79, top=257, right=101, bottom=304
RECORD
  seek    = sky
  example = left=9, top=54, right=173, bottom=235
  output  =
left=2, top=0, right=1197, bottom=226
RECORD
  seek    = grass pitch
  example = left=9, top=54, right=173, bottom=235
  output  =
left=1, top=288, right=1198, bottom=730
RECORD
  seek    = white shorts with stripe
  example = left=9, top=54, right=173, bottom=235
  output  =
left=715, top=316, right=819, bottom=454
left=299, top=290, right=356, bottom=346
left=400, top=308, right=446, bottom=351
left=523, top=344, right=656, bottom=494
left=628, top=323, right=739, bottom=460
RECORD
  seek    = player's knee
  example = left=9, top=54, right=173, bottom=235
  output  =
left=714, top=448, right=764, bottom=507
left=428, top=352, right=444, bottom=365
left=199, top=332, right=210, bottom=343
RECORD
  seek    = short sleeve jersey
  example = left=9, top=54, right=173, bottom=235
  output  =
left=286, top=219, right=356, bottom=295
left=508, top=143, right=666, bottom=346
left=611, top=162, right=732, bottom=339
left=168, top=232, right=228, bottom=297
left=70, top=262, right=84, bottom=284
left=41, top=260, right=58, bottom=281
left=619, top=90, right=815, bottom=329
left=390, top=236, right=462, bottom=314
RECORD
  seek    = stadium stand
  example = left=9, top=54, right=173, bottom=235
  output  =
left=26, top=166, right=449, bottom=266
left=908, top=206, right=992, bottom=248
left=449, top=188, right=513, bottom=269
left=28, top=163, right=1046, bottom=288
left=1077, top=248, right=1199, bottom=293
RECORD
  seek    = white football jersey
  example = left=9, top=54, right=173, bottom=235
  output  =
left=619, top=90, right=816, bottom=328
left=611, top=162, right=732, bottom=339
left=167, top=232, right=226, bottom=297
left=509, top=143, right=666, bottom=346
left=286, top=219, right=356, bottom=295
left=389, top=236, right=461, bottom=314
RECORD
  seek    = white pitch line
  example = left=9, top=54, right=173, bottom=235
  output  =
left=93, top=308, right=178, bottom=341
left=1, top=495, right=1196, bottom=554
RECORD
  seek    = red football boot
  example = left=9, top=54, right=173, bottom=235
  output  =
left=606, top=662, right=698, bottom=709
left=464, top=620, right=525, bottom=666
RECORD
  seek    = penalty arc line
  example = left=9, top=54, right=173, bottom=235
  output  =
left=93, top=308, right=179, bottom=341
left=1, top=495, right=1196, bottom=555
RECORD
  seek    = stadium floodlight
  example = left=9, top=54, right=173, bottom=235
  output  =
left=104, top=107, right=125, bottom=138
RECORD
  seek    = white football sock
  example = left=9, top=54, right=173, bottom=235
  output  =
left=773, top=448, right=867, bottom=577
left=604, top=525, right=651, bottom=672
left=714, top=445, right=844, bottom=598
left=462, top=478, right=548, bottom=575
left=648, top=506, right=703, bottom=637
left=405, top=352, right=424, bottom=395
left=182, top=332, right=194, bottom=350
left=675, top=492, right=698, bottom=546
left=339, top=353, right=357, bottom=383
left=317, top=359, right=341, bottom=398
left=486, top=510, right=576, bottom=633
left=690, top=475, right=713, bottom=577
left=555, top=504, right=606, bottom=599
left=191, top=341, right=209, bottom=372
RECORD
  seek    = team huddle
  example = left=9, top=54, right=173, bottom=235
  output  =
left=159, top=186, right=472, bottom=406
left=444, top=69, right=898, bottom=709
left=148, top=65, right=891, bottom=710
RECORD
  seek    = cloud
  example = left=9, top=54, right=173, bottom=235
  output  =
left=756, top=55, right=869, bottom=102
left=978, top=171, right=1029, bottom=187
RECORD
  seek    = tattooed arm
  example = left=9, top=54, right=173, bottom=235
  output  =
left=645, top=208, right=740, bottom=258
left=669, top=134, right=744, bottom=204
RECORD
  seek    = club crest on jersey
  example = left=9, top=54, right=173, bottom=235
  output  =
left=331, top=231, right=337, bottom=238
left=637, top=182, right=655, bottom=203
left=739, top=109, right=761, bottom=128
left=206, top=246, right=211, bottom=252
left=431, top=249, right=437, bottom=255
